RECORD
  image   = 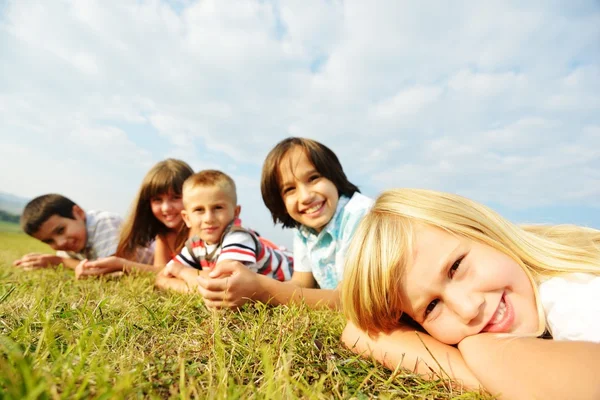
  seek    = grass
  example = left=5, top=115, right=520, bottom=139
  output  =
left=0, top=231, right=490, bottom=399
left=0, top=220, right=22, bottom=233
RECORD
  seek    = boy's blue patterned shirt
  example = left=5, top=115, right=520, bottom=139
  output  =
left=293, top=192, right=373, bottom=289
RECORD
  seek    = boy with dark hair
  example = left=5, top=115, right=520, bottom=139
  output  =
left=13, top=193, right=152, bottom=269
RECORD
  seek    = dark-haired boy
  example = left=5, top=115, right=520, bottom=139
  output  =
left=13, top=193, right=151, bottom=269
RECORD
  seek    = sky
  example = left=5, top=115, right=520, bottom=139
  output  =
left=1, top=0, right=599, bottom=248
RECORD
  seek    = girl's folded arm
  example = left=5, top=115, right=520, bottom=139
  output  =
left=458, top=333, right=600, bottom=400
left=341, top=321, right=481, bottom=390
left=153, top=234, right=172, bottom=267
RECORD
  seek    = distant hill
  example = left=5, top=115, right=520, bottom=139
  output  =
left=0, top=191, right=28, bottom=214
left=0, top=209, right=20, bottom=224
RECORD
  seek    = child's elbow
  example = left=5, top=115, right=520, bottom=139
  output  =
left=341, top=321, right=366, bottom=354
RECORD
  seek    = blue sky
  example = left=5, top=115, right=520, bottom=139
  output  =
left=1, top=0, right=599, bottom=248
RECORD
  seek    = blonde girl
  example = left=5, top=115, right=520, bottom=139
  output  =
left=76, top=159, right=193, bottom=277
left=341, top=188, right=600, bottom=399
left=193, top=137, right=373, bottom=308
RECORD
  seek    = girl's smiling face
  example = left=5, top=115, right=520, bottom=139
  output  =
left=399, top=224, right=540, bottom=345
left=279, top=146, right=339, bottom=233
left=150, top=191, right=184, bottom=230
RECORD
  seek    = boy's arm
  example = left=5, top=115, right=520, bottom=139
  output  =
left=155, top=272, right=191, bottom=293
left=197, top=260, right=339, bottom=309
left=13, top=253, right=80, bottom=270
left=458, top=334, right=600, bottom=400
left=154, top=263, right=210, bottom=293
left=341, top=321, right=481, bottom=390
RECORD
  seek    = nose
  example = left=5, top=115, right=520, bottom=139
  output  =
left=444, top=286, right=484, bottom=324
left=298, top=184, right=314, bottom=204
left=203, top=209, right=214, bottom=222
left=161, top=200, right=173, bottom=212
left=55, top=236, right=68, bottom=249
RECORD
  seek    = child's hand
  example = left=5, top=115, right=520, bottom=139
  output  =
left=163, top=262, right=184, bottom=278
left=75, top=259, right=88, bottom=279
left=13, top=253, right=62, bottom=270
left=75, top=257, right=123, bottom=279
left=196, top=260, right=261, bottom=309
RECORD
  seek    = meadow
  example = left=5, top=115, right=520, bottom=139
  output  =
left=0, top=225, right=489, bottom=399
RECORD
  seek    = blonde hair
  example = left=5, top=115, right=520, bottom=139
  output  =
left=183, top=170, right=238, bottom=205
left=117, top=159, right=193, bottom=259
left=342, top=188, right=600, bottom=337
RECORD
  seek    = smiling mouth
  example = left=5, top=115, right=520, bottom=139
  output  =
left=481, top=293, right=514, bottom=333
left=303, top=202, right=324, bottom=214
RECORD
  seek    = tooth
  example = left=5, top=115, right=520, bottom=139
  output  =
left=490, top=300, right=506, bottom=324
left=306, top=203, right=322, bottom=213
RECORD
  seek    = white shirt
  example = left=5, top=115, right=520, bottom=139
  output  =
left=538, top=273, right=600, bottom=343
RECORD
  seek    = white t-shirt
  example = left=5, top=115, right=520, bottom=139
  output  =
left=538, top=273, right=600, bottom=343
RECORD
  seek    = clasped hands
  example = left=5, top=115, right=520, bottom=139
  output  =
left=163, top=259, right=262, bottom=309
left=75, top=256, right=125, bottom=279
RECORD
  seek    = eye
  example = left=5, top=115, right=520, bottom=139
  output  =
left=215, top=205, right=223, bottom=210
left=424, top=299, right=439, bottom=318
left=308, top=174, right=320, bottom=182
left=150, top=197, right=161, bottom=204
left=282, top=186, right=295, bottom=195
left=449, top=256, right=464, bottom=279
left=173, top=194, right=182, bottom=200
left=56, top=227, right=65, bottom=234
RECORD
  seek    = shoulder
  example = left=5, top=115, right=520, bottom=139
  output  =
left=344, top=192, right=374, bottom=214
left=221, top=227, right=261, bottom=256
left=154, top=233, right=168, bottom=246
left=223, top=228, right=256, bottom=246
left=539, top=273, right=600, bottom=342
left=87, top=210, right=123, bottom=227
left=336, top=193, right=374, bottom=237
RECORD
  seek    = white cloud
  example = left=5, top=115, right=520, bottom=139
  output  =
left=369, top=86, right=442, bottom=119
left=0, top=0, right=599, bottom=245
left=448, top=69, right=527, bottom=96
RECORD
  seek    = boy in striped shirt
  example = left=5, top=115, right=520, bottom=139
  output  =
left=158, top=170, right=293, bottom=293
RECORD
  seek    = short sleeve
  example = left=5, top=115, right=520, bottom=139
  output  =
left=539, top=274, right=600, bottom=343
left=217, top=231, right=257, bottom=264
left=171, top=240, right=201, bottom=269
left=334, top=193, right=374, bottom=276
left=90, top=214, right=122, bottom=258
left=292, top=230, right=312, bottom=273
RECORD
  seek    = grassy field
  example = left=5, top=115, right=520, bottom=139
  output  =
left=0, top=220, right=22, bottom=233
left=0, top=227, right=489, bottom=399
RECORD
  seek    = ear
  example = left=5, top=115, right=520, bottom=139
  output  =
left=234, top=205, right=241, bottom=218
left=72, top=205, right=85, bottom=220
left=181, top=209, right=192, bottom=228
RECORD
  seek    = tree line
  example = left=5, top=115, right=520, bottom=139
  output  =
left=0, top=209, right=20, bottom=224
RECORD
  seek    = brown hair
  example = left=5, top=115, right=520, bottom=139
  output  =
left=21, top=194, right=78, bottom=236
left=116, top=159, right=193, bottom=259
left=183, top=169, right=237, bottom=205
left=260, top=137, right=359, bottom=228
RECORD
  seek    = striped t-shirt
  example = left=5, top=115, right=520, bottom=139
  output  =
left=169, top=226, right=293, bottom=282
